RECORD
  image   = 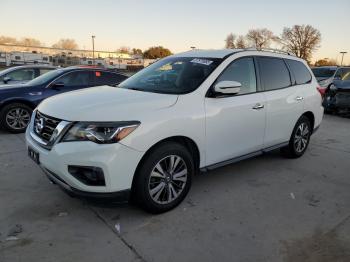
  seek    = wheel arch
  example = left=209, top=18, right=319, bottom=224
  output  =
left=301, top=111, right=315, bottom=131
left=131, top=135, right=201, bottom=192
left=0, top=99, right=37, bottom=112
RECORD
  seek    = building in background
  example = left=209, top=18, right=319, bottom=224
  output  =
left=0, top=43, right=155, bottom=71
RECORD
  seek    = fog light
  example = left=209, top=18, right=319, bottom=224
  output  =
left=68, top=165, right=105, bottom=186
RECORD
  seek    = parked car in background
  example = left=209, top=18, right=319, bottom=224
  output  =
left=312, top=66, right=350, bottom=96
left=0, top=65, right=56, bottom=85
left=25, top=49, right=323, bottom=213
left=323, top=69, right=350, bottom=113
left=0, top=67, right=128, bottom=133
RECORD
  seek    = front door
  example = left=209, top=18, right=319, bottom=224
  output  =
left=205, top=57, right=266, bottom=166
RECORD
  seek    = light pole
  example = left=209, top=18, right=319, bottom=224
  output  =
left=340, top=51, right=347, bottom=66
left=91, top=35, right=95, bottom=65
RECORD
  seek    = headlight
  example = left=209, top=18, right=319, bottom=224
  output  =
left=62, top=121, right=140, bottom=144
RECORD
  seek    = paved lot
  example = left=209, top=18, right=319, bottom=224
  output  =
left=0, top=115, right=350, bottom=262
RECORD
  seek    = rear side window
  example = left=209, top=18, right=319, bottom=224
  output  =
left=40, top=68, right=54, bottom=75
left=285, top=59, right=312, bottom=85
left=54, top=71, right=93, bottom=88
left=258, top=57, right=291, bottom=91
left=94, top=71, right=127, bottom=86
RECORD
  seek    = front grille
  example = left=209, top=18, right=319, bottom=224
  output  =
left=33, top=111, right=61, bottom=142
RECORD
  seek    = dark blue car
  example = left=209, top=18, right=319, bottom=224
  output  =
left=0, top=67, right=128, bottom=133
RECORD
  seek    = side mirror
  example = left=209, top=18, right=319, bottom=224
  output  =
left=214, top=80, right=241, bottom=95
left=3, top=76, right=11, bottom=84
left=50, top=82, right=64, bottom=89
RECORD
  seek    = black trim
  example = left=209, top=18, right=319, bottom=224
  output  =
left=43, top=168, right=130, bottom=202
left=312, top=125, right=320, bottom=135
left=200, top=142, right=289, bottom=172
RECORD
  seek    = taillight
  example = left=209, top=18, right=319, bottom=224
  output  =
left=317, top=86, right=326, bottom=97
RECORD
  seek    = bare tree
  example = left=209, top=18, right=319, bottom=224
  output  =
left=0, top=36, right=18, bottom=45
left=236, top=35, right=247, bottom=49
left=246, top=28, right=277, bottom=49
left=225, top=33, right=236, bottom=49
left=280, top=25, right=321, bottom=62
left=52, top=39, right=78, bottom=50
left=0, top=36, right=42, bottom=46
left=20, top=37, right=42, bottom=46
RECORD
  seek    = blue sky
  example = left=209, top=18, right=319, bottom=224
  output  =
left=2, top=0, right=350, bottom=63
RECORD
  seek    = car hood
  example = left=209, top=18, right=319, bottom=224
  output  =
left=38, top=86, right=179, bottom=121
left=333, top=80, right=350, bottom=91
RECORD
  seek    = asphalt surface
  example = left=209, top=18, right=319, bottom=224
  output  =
left=0, top=114, right=350, bottom=262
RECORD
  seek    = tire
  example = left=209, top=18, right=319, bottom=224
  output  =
left=281, top=116, right=312, bottom=158
left=0, top=103, right=32, bottom=133
left=133, top=142, right=194, bottom=213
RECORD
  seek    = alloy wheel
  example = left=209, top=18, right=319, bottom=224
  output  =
left=5, top=108, right=31, bottom=130
left=148, top=155, right=188, bottom=205
left=294, top=122, right=310, bottom=153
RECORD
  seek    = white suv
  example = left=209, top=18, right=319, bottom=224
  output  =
left=26, top=49, right=323, bottom=213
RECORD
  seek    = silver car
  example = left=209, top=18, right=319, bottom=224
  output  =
left=0, top=65, right=56, bottom=85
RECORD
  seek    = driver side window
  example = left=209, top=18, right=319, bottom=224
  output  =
left=216, top=57, right=257, bottom=95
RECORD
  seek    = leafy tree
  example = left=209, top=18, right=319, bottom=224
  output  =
left=52, top=39, right=78, bottom=50
left=246, top=28, right=277, bottom=48
left=143, top=46, right=172, bottom=59
left=280, top=25, right=321, bottom=62
left=225, top=33, right=236, bottom=49
left=132, top=48, right=143, bottom=55
left=314, top=58, right=337, bottom=67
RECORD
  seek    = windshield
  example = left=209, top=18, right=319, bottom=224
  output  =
left=312, top=68, right=336, bottom=78
left=119, top=57, right=222, bottom=94
left=26, top=69, right=62, bottom=85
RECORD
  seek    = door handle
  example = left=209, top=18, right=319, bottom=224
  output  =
left=295, top=96, right=304, bottom=101
left=252, top=103, right=264, bottom=110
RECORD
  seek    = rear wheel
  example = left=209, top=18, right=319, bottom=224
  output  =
left=133, top=142, right=194, bottom=213
left=0, top=103, right=32, bottom=133
left=281, top=116, right=311, bottom=158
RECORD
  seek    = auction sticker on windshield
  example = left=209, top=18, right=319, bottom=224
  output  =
left=191, top=58, right=213, bottom=66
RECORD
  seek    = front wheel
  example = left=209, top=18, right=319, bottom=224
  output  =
left=281, top=116, right=312, bottom=158
left=0, top=103, right=32, bottom=133
left=133, top=142, right=194, bottom=213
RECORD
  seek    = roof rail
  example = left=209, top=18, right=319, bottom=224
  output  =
left=243, top=47, right=296, bottom=56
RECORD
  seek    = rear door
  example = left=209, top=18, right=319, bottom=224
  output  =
left=257, top=57, right=304, bottom=148
left=93, top=71, right=127, bottom=86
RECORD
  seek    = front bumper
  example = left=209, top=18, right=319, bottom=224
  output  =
left=25, top=126, right=144, bottom=197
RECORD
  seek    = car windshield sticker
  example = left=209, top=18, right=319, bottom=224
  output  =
left=191, top=58, right=213, bottom=66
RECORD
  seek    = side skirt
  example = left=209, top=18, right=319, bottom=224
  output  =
left=200, top=142, right=289, bottom=172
